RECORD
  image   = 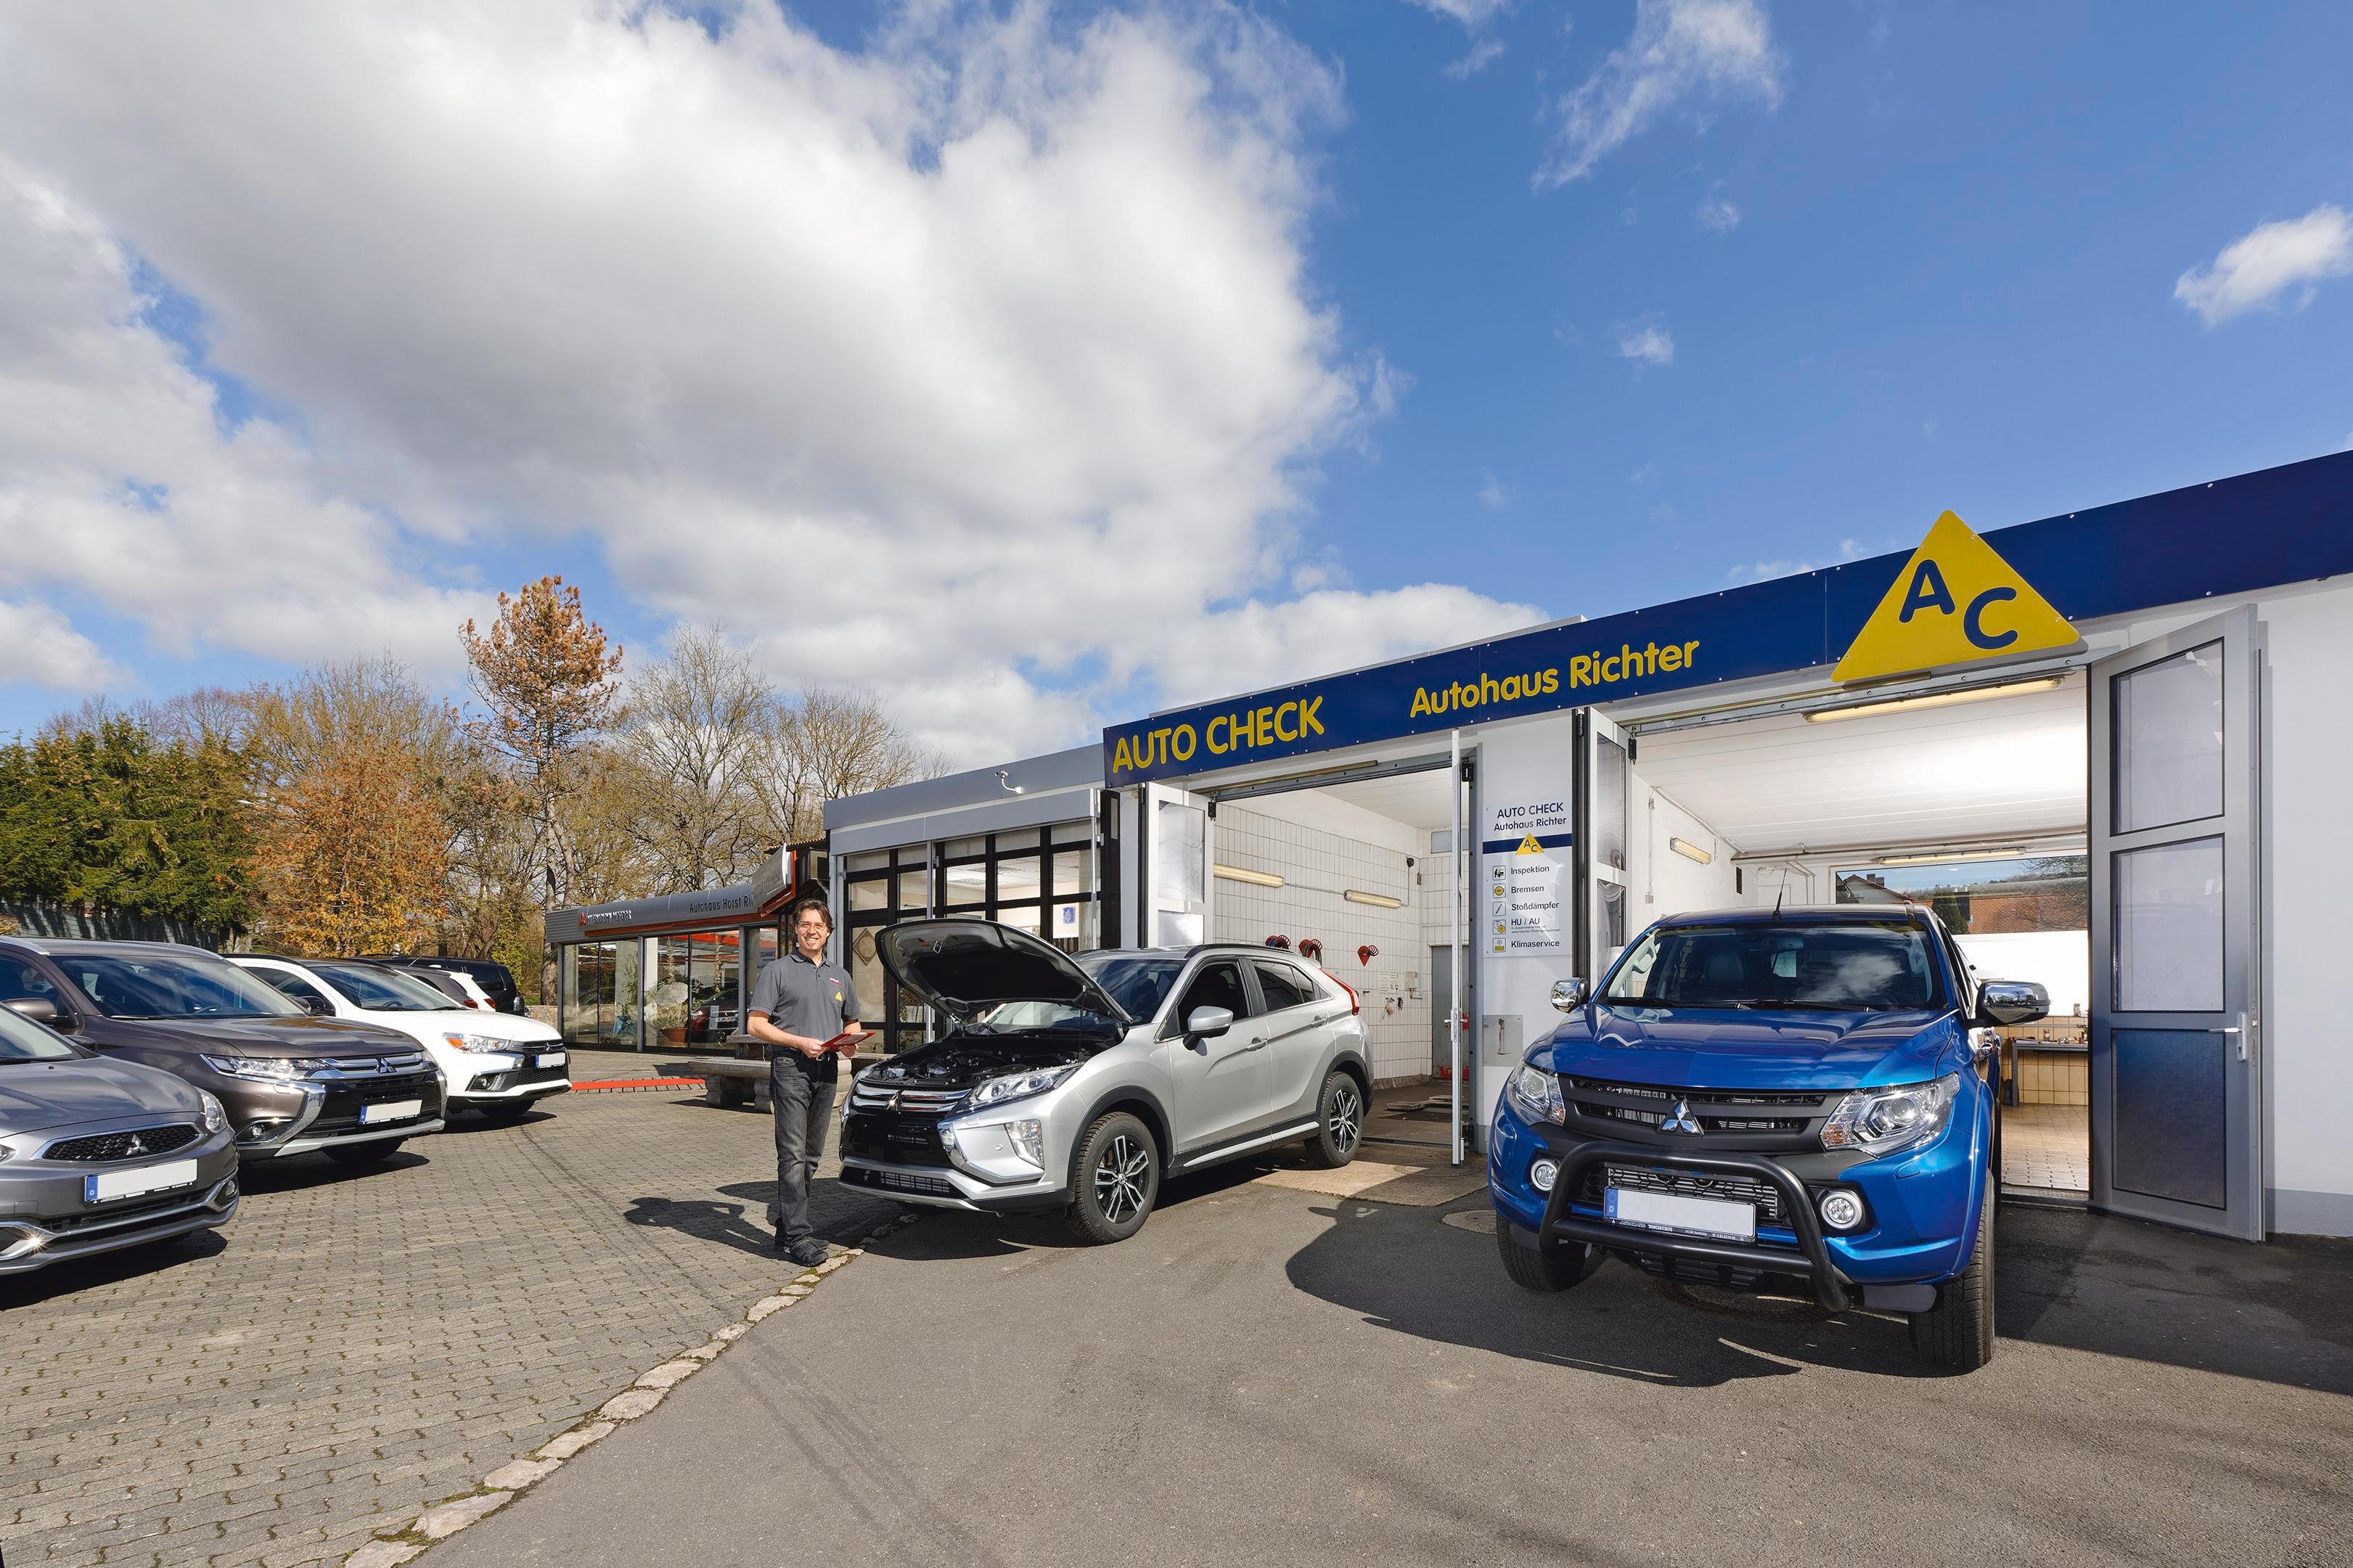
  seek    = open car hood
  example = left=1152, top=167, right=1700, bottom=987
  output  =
left=876, top=919, right=1134, bottom=1027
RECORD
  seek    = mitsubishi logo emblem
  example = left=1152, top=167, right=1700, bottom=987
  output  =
left=124, top=1133, right=148, bottom=1157
left=1661, top=1100, right=1702, bottom=1136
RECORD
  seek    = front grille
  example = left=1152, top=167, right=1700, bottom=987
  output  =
left=1560, top=1076, right=1831, bottom=1142
left=848, top=1084, right=970, bottom=1115
left=44, top=1124, right=202, bottom=1162
left=1582, top=1162, right=1789, bottom=1226
left=372, top=1051, right=430, bottom=1074
left=843, top=1166, right=957, bottom=1198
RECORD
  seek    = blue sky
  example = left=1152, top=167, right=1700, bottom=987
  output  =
left=1, top=1, right=2348, bottom=758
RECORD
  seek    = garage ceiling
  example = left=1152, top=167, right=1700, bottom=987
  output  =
left=1631, top=675, right=2088, bottom=855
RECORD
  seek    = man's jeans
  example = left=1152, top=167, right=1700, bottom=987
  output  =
left=766, top=1054, right=838, bottom=1244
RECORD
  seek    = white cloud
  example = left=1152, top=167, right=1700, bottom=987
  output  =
left=2174, top=204, right=2353, bottom=326
left=1476, top=473, right=1514, bottom=509
left=1404, top=0, right=1517, bottom=80
left=0, top=599, right=128, bottom=694
left=1538, top=0, right=1783, bottom=187
left=1444, top=38, right=1506, bottom=79
left=0, top=1, right=1538, bottom=763
left=1617, top=323, right=1676, bottom=366
left=1727, top=537, right=1865, bottom=583
left=1696, top=194, right=1741, bottom=231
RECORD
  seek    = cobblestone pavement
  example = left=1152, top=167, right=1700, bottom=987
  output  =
left=1, top=1086, right=900, bottom=1568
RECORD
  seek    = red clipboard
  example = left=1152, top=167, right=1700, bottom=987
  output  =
left=820, top=1027, right=876, bottom=1056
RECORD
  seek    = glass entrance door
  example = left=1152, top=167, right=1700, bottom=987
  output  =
left=2088, top=606, right=2263, bottom=1240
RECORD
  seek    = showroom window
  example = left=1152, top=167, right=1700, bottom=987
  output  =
left=844, top=847, right=933, bottom=1055
left=936, top=823, right=1099, bottom=952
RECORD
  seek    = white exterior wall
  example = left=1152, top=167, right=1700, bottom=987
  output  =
left=2251, top=583, right=2353, bottom=1234
left=1627, top=782, right=1740, bottom=932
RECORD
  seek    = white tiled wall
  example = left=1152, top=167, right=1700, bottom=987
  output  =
left=1210, top=802, right=1431, bottom=1083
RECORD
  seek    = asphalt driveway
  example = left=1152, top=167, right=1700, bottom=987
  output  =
left=431, top=1175, right=2353, bottom=1568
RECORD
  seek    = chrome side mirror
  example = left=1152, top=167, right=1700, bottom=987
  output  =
left=1550, top=978, right=1589, bottom=1014
left=1185, top=1005, right=1235, bottom=1040
left=1976, top=980, right=2049, bottom=1027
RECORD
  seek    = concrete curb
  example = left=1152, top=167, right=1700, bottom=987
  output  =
left=341, top=1209, right=923, bottom=1565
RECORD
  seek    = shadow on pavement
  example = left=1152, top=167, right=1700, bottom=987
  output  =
left=236, top=1146, right=431, bottom=1194
left=623, top=1179, right=892, bottom=1256
left=863, top=1160, right=1273, bottom=1260
left=1282, top=1191, right=2353, bottom=1395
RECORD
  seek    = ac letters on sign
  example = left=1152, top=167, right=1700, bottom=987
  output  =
left=1831, top=511, right=2079, bottom=685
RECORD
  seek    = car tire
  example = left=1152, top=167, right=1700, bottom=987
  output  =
left=1495, top=1222, right=1605, bottom=1292
left=1299, top=1071, right=1364, bottom=1168
left=326, top=1141, right=403, bottom=1167
left=1908, top=1178, right=1997, bottom=1370
left=1065, top=1112, right=1159, bottom=1245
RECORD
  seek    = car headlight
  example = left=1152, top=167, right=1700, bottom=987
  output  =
left=1822, top=1074, right=1961, bottom=1156
left=966, top=1064, right=1078, bottom=1110
left=1505, top=1062, right=1566, bottom=1125
left=201, top=1054, right=324, bottom=1082
left=197, top=1089, right=228, bottom=1136
left=442, top=1033, right=513, bottom=1054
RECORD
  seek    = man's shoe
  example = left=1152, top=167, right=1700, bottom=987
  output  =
left=786, top=1239, right=830, bottom=1268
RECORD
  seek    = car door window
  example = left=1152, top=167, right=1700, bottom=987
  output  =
left=255, top=968, right=335, bottom=1012
left=1251, top=959, right=1317, bottom=1013
left=1169, top=961, right=1250, bottom=1035
left=0, top=955, right=61, bottom=1003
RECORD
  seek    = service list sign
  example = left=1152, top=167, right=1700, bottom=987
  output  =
left=1481, top=799, right=1571, bottom=956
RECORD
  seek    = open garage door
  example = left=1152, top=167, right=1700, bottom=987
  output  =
left=2090, top=607, right=2264, bottom=1240
left=1572, top=709, right=1632, bottom=978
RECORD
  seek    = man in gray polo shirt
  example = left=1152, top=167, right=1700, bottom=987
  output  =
left=747, top=897, right=862, bottom=1265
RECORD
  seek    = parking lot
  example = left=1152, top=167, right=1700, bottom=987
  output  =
left=438, top=1173, right=2352, bottom=1568
left=8, top=1077, right=2352, bottom=1568
left=0, top=1082, right=896, bottom=1568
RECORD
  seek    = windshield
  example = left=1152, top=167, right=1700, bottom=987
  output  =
left=973, top=955, right=1182, bottom=1031
left=0, top=1004, right=79, bottom=1062
left=67, top=952, right=304, bottom=1019
left=311, top=962, right=455, bottom=1012
left=1600, top=922, right=1949, bottom=1013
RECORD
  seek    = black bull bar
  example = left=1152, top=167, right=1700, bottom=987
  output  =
left=1533, top=1139, right=1854, bottom=1312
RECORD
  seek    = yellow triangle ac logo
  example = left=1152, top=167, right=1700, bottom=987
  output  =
left=1514, top=834, right=1545, bottom=855
left=1833, top=511, right=2079, bottom=684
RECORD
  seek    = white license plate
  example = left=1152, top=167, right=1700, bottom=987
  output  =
left=360, top=1099, right=424, bottom=1125
left=1606, top=1185, right=1756, bottom=1243
left=86, top=1159, right=200, bottom=1205
left=534, top=1052, right=566, bottom=1070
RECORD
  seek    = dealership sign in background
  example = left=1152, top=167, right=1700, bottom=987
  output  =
left=1102, top=452, right=2353, bottom=786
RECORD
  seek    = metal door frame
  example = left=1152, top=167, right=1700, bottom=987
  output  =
left=2087, top=605, right=2264, bottom=1240
left=1572, top=708, right=1633, bottom=981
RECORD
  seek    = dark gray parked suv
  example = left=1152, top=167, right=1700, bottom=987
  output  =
left=0, top=939, right=445, bottom=1166
left=0, top=998, right=240, bottom=1275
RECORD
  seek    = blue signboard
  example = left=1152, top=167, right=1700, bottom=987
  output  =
left=1102, top=451, right=2353, bottom=785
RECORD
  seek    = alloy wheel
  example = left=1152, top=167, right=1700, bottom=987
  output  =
left=1329, top=1083, right=1362, bottom=1155
left=1094, top=1133, right=1151, bottom=1223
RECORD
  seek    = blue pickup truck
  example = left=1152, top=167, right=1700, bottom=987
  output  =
left=1487, top=905, right=2047, bottom=1370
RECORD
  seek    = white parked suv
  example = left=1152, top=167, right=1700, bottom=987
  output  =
left=230, top=957, right=570, bottom=1122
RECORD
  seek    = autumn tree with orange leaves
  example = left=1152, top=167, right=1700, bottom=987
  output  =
left=250, top=739, right=451, bottom=956
left=461, top=576, right=623, bottom=908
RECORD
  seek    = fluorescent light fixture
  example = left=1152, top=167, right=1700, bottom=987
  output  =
left=1874, top=846, right=2026, bottom=867
left=1669, top=837, right=1712, bottom=865
left=1343, top=889, right=1404, bottom=908
left=1214, top=863, right=1284, bottom=889
left=1803, top=676, right=2064, bottom=724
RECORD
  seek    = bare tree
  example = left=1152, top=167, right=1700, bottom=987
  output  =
left=612, top=626, right=782, bottom=892
left=753, top=684, right=948, bottom=845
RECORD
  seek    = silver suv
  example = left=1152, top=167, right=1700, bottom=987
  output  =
left=839, top=921, right=1372, bottom=1242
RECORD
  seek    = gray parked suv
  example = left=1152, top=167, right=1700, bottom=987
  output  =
left=0, top=997, right=240, bottom=1275
left=839, top=921, right=1372, bottom=1241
